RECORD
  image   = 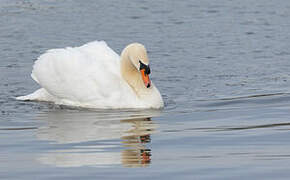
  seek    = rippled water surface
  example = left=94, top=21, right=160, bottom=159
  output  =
left=1, top=0, right=290, bottom=179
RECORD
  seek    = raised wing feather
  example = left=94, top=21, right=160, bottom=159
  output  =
left=31, top=41, right=125, bottom=105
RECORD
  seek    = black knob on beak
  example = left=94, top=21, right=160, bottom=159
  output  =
left=139, top=60, right=150, bottom=75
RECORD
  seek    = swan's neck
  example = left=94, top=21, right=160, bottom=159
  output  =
left=120, top=51, right=148, bottom=97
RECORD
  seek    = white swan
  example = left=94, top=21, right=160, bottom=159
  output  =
left=17, top=41, right=164, bottom=109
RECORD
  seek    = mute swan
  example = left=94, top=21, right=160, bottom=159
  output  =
left=17, top=41, right=164, bottom=109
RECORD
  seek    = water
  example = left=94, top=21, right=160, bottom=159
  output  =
left=1, top=0, right=290, bottom=179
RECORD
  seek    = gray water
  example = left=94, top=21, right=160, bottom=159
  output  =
left=1, top=0, right=290, bottom=179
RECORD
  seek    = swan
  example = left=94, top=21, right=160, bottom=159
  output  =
left=16, top=41, right=164, bottom=109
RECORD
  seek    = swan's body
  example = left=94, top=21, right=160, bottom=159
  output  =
left=17, top=41, right=164, bottom=109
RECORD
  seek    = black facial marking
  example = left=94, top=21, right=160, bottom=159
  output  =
left=139, top=60, right=151, bottom=75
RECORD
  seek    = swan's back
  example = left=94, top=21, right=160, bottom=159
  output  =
left=31, top=41, right=134, bottom=108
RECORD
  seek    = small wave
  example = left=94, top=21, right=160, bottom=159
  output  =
left=164, top=122, right=290, bottom=133
left=200, top=92, right=289, bottom=102
left=198, top=92, right=290, bottom=108
left=0, top=127, right=37, bottom=131
left=208, top=122, right=290, bottom=132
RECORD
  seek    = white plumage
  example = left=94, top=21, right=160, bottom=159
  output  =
left=17, top=41, right=164, bottom=109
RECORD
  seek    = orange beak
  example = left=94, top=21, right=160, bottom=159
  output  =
left=141, top=69, right=151, bottom=88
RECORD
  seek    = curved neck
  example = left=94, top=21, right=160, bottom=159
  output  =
left=120, top=50, right=147, bottom=96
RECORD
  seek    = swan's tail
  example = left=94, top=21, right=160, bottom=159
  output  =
left=15, top=88, right=55, bottom=102
left=15, top=95, right=33, bottom=101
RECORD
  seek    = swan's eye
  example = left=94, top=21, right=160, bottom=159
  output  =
left=139, top=60, right=150, bottom=75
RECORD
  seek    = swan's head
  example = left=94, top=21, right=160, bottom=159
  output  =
left=123, top=43, right=151, bottom=88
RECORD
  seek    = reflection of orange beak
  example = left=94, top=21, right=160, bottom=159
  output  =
left=141, top=151, right=151, bottom=163
left=141, top=69, right=151, bottom=88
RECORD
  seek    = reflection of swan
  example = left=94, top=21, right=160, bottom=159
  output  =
left=17, top=41, right=164, bottom=109
left=121, top=118, right=153, bottom=167
left=36, top=110, right=159, bottom=167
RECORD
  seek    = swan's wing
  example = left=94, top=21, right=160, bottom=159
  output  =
left=32, top=41, right=128, bottom=106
